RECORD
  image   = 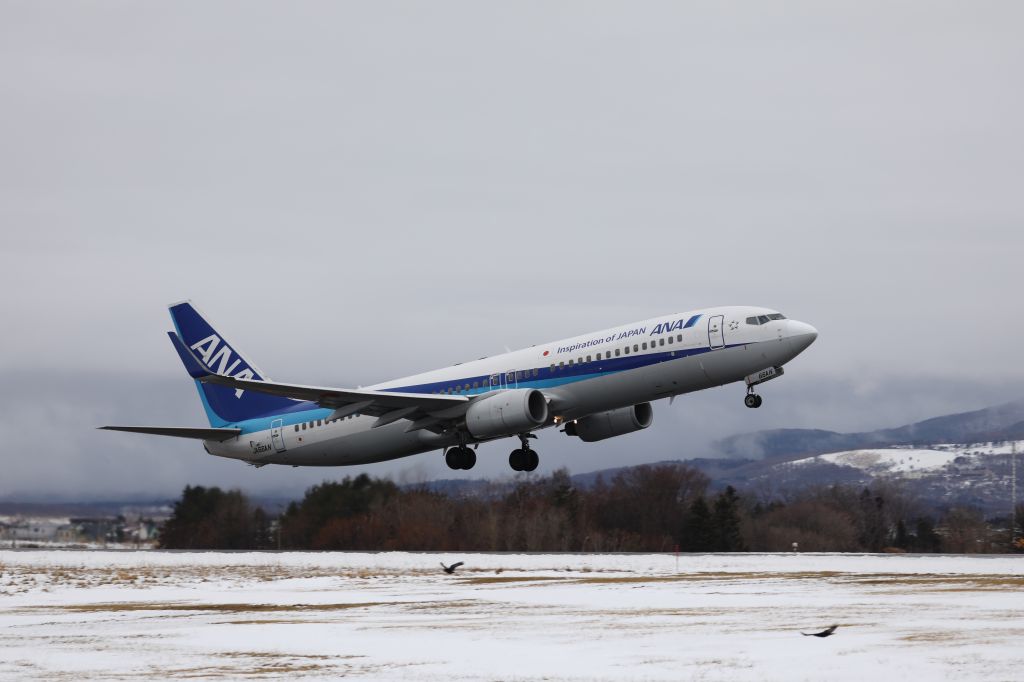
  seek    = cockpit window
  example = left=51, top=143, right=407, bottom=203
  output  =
left=749, top=313, right=786, bottom=323
left=748, top=314, right=786, bottom=325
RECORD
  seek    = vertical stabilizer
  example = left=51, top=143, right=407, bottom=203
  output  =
left=168, top=301, right=297, bottom=426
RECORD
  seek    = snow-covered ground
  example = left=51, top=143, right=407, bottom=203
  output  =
left=2, top=551, right=1022, bottom=681
left=789, top=439, right=1023, bottom=476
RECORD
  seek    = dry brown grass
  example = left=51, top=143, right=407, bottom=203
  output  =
left=900, top=632, right=966, bottom=643
left=848, top=574, right=1024, bottom=591
left=458, top=575, right=569, bottom=585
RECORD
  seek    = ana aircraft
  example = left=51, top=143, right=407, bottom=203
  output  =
left=102, top=302, right=817, bottom=472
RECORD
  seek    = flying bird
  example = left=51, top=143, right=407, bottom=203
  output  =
left=801, top=625, right=838, bottom=638
left=440, top=561, right=464, bottom=574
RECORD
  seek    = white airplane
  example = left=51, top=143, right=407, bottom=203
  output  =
left=102, top=302, right=817, bottom=472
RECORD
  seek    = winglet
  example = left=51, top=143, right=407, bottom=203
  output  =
left=167, top=331, right=213, bottom=379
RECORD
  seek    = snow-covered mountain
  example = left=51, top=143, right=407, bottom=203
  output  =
left=789, top=441, right=1024, bottom=478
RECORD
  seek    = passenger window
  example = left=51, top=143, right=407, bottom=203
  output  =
left=667, top=336, right=673, bottom=344
left=677, top=334, right=682, bottom=342
left=568, top=359, right=574, bottom=366
left=606, top=351, right=611, bottom=359
left=294, top=425, right=299, bottom=432
left=615, top=348, right=621, bottom=357
left=642, top=342, right=647, bottom=350
left=624, top=346, right=630, bottom=355
left=633, top=344, right=638, bottom=352
left=659, top=338, right=664, bottom=346
left=586, top=355, right=591, bottom=362
left=533, top=369, right=538, bottom=377
left=473, top=381, right=479, bottom=389
left=559, top=361, right=564, bottom=369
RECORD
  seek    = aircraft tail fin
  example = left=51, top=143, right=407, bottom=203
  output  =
left=167, top=301, right=298, bottom=426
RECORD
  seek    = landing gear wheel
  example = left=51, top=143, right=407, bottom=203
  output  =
left=744, top=393, right=761, bottom=409
left=523, top=449, right=539, bottom=472
left=509, top=447, right=539, bottom=471
left=753, top=394, right=763, bottom=408
left=509, top=448, right=525, bottom=471
left=445, top=448, right=462, bottom=469
left=459, top=446, right=476, bottom=470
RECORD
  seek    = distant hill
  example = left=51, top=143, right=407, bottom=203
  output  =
left=715, top=398, right=1024, bottom=461
left=420, top=400, right=1024, bottom=499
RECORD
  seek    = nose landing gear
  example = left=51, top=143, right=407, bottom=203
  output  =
left=744, top=366, right=781, bottom=409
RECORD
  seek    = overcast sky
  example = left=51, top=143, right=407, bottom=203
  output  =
left=1, top=2, right=1021, bottom=500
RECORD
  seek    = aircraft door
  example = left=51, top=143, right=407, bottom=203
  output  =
left=708, top=315, right=725, bottom=349
left=489, top=374, right=501, bottom=390
left=270, top=418, right=286, bottom=453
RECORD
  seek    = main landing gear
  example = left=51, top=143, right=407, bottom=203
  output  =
left=509, top=433, right=539, bottom=472
left=744, top=388, right=763, bottom=409
left=445, top=446, right=477, bottom=470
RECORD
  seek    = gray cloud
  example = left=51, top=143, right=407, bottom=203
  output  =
left=0, top=2, right=1021, bottom=497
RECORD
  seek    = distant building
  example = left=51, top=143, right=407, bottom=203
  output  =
left=1, top=519, right=64, bottom=542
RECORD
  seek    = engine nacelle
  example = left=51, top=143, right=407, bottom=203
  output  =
left=568, top=403, right=653, bottom=442
left=466, top=389, right=549, bottom=439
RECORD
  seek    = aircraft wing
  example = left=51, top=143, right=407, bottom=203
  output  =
left=169, top=331, right=469, bottom=430
left=203, top=374, right=468, bottom=417
left=98, top=426, right=242, bottom=441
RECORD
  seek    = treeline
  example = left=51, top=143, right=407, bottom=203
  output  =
left=157, top=465, right=1024, bottom=553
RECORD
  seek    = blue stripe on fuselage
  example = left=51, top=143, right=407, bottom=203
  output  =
left=229, top=342, right=742, bottom=436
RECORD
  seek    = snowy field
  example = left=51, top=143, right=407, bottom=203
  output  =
left=2, top=551, right=1023, bottom=681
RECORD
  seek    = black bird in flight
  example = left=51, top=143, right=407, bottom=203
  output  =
left=801, top=625, right=838, bottom=638
left=440, top=561, right=464, bottom=574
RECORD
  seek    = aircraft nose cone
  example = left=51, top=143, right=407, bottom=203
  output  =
left=787, top=320, right=818, bottom=354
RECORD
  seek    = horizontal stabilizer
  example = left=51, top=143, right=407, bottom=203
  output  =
left=98, top=426, right=241, bottom=442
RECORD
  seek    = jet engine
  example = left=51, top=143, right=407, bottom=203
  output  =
left=466, top=389, right=549, bottom=439
left=566, top=403, right=653, bottom=442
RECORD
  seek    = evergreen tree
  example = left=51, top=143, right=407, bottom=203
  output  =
left=911, top=517, right=942, bottom=552
left=159, top=485, right=260, bottom=549
left=711, top=486, right=745, bottom=551
left=279, top=474, right=399, bottom=548
left=857, top=488, right=887, bottom=551
left=894, top=519, right=909, bottom=549
left=680, top=496, right=714, bottom=551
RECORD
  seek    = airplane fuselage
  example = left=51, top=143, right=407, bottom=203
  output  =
left=204, top=305, right=817, bottom=467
